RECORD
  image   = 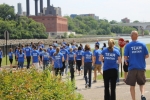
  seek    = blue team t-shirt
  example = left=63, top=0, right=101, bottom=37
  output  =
left=76, top=50, right=84, bottom=60
left=60, top=49, right=68, bottom=60
left=31, top=50, right=40, bottom=63
left=68, top=52, right=75, bottom=61
left=94, top=49, right=102, bottom=64
left=101, top=48, right=120, bottom=71
left=42, top=52, right=49, bottom=61
left=53, top=53, right=64, bottom=68
left=8, top=52, right=13, bottom=59
left=50, top=49, right=56, bottom=57
left=82, top=51, right=93, bottom=62
left=124, top=41, right=149, bottom=70
left=95, top=42, right=100, bottom=46
left=39, top=50, right=43, bottom=56
left=18, top=53, right=25, bottom=62
left=114, top=46, right=120, bottom=52
left=0, top=51, right=3, bottom=58
left=25, top=47, right=31, bottom=56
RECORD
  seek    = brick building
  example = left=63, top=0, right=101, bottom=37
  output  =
left=29, top=16, right=68, bottom=37
left=121, top=17, right=130, bottom=23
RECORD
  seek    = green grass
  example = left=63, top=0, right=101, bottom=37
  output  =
left=97, top=70, right=150, bottom=80
left=1, top=56, right=27, bottom=66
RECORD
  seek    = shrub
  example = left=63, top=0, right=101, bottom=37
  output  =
left=0, top=68, right=82, bottom=100
left=69, top=34, right=75, bottom=38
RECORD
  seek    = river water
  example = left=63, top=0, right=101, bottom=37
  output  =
left=81, top=36, right=150, bottom=49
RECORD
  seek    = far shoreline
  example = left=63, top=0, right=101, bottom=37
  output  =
left=0, top=37, right=119, bottom=46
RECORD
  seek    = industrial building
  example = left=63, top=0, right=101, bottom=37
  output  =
left=26, top=0, right=67, bottom=37
left=17, top=3, right=22, bottom=15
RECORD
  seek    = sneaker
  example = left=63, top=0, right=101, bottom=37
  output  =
left=141, top=95, right=146, bottom=100
left=85, top=84, right=88, bottom=88
left=93, top=80, right=97, bottom=83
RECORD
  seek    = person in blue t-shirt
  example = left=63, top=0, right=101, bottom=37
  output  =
left=102, top=43, right=107, bottom=50
left=39, top=48, right=43, bottom=61
left=82, top=44, right=93, bottom=88
left=15, top=47, right=20, bottom=69
left=68, top=48, right=75, bottom=81
left=60, top=45, right=68, bottom=75
left=42, top=49, right=49, bottom=70
left=124, top=31, right=149, bottom=100
left=123, top=40, right=129, bottom=81
left=50, top=43, right=57, bottom=58
left=8, top=48, right=14, bottom=69
left=75, top=46, right=84, bottom=75
left=47, top=45, right=53, bottom=64
left=52, top=47, right=64, bottom=76
left=95, top=39, right=100, bottom=46
left=0, top=48, right=3, bottom=68
left=17, top=49, right=26, bottom=69
left=93, top=44, right=103, bottom=83
left=24, top=44, right=32, bottom=69
left=31, top=46, right=40, bottom=70
left=62, top=39, right=67, bottom=45
left=100, top=39, right=121, bottom=100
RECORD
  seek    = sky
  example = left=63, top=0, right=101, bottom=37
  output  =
left=0, top=0, right=150, bottom=22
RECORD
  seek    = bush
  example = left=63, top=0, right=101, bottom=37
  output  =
left=0, top=68, right=82, bottom=100
left=69, top=34, right=75, bottom=38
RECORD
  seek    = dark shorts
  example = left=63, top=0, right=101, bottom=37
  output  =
left=76, top=60, right=82, bottom=71
left=9, top=59, right=13, bottom=64
left=123, top=62, right=129, bottom=72
left=125, top=69, right=146, bottom=86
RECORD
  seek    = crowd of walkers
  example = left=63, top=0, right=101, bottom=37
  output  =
left=0, top=31, right=149, bottom=100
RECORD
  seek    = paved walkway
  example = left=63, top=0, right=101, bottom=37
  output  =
left=74, top=72, right=150, bottom=100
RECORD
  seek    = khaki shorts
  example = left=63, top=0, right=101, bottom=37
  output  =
left=94, top=64, right=102, bottom=72
left=125, top=69, right=146, bottom=86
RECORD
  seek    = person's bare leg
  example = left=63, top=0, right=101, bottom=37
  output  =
left=124, top=72, right=128, bottom=80
left=130, top=86, right=136, bottom=100
left=139, top=85, right=144, bottom=95
left=94, top=70, right=97, bottom=81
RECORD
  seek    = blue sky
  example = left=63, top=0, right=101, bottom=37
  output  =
left=0, top=0, right=150, bottom=22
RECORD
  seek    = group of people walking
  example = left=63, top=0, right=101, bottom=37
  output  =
left=0, top=31, right=148, bottom=100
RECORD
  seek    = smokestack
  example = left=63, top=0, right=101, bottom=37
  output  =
left=40, top=0, right=43, bottom=13
left=26, top=0, right=30, bottom=16
left=47, top=0, right=50, bottom=7
left=35, top=0, right=38, bottom=16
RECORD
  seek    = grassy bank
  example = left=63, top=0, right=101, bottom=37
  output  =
left=1, top=56, right=27, bottom=66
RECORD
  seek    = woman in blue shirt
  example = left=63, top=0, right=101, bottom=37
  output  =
left=17, top=49, right=26, bottom=69
left=0, top=48, right=3, bottom=68
left=52, top=47, right=64, bottom=76
left=75, top=46, right=83, bottom=75
left=42, top=49, right=49, bottom=70
left=9, top=48, right=14, bottom=69
left=39, top=48, right=43, bottom=61
left=82, top=44, right=93, bottom=88
left=68, top=48, right=75, bottom=81
left=100, top=39, right=121, bottom=100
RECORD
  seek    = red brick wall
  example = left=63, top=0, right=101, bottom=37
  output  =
left=28, top=16, right=68, bottom=32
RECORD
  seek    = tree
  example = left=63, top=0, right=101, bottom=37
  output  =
left=110, top=20, right=118, bottom=24
left=133, top=20, right=140, bottom=23
left=0, top=4, right=47, bottom=39
left=0, top=4, right=15, bottom=20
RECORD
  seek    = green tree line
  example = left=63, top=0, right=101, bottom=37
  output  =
left=0, top=4, right=48, bottom=39
left=65, top=16, right=149, bottom=35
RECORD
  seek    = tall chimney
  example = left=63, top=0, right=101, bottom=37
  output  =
left=35, top=0, right=38, bottom=16
left=40, top=0, right=43, bottom=13
left=26, top=0, right=30, bottom=16
left=47, top=0, right=50, bottom=7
